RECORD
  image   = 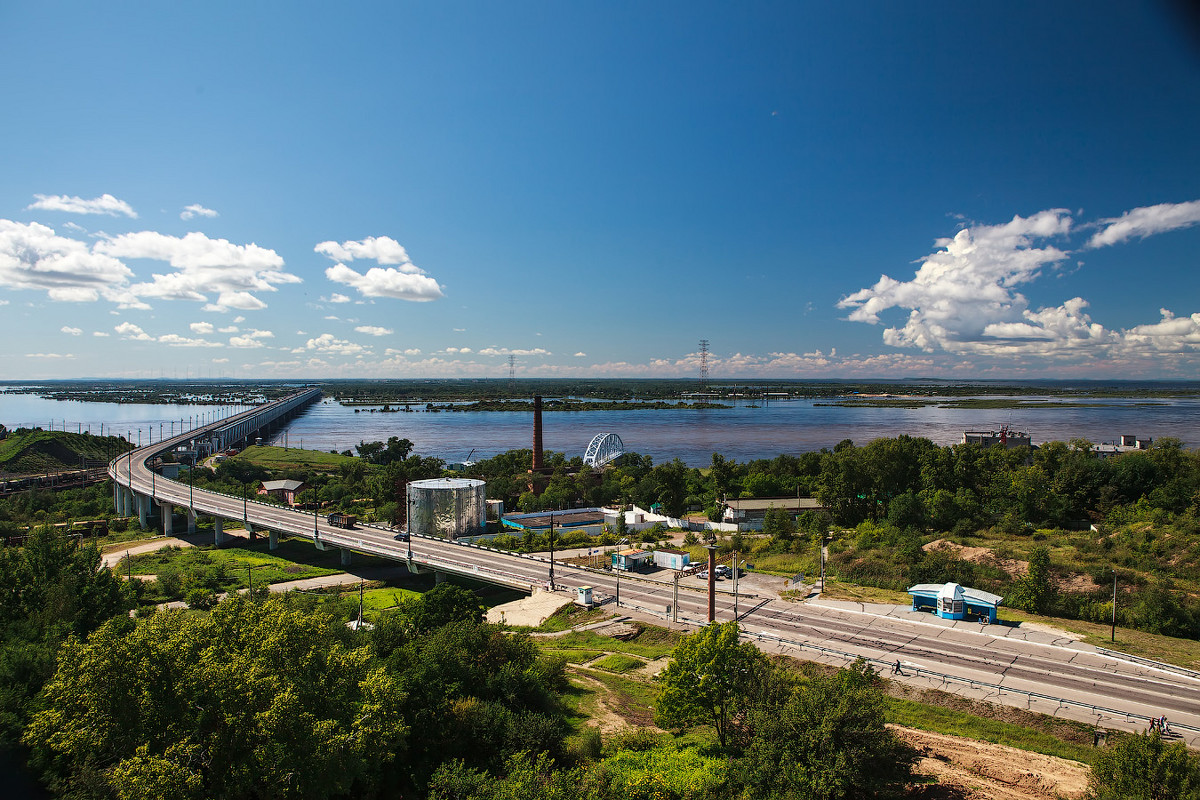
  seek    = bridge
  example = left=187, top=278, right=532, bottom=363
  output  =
left=107, top=391, right=1200, bottom=744
left=583, top=432, right=624, bottom=467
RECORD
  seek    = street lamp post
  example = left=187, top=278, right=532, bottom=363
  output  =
left=406, top=492, right=413, bottom=561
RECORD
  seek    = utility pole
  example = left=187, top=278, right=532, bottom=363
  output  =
left=732, top=550, right=739, bottom=621
left=672, top=571, right=679, bottom=625
left=548, top=511, right=555, bottom=589
left=706, top=544, right=717, bottom=623
left=1111, top=568, right=1117, bottom=643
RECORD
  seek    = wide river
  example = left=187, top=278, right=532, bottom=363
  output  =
left=3, top=391, right=1198, bottom=467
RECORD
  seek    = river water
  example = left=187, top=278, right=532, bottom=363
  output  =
left=3, top=391, right=1198, bottom=467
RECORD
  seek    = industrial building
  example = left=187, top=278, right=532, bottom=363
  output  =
left=722, top=496, right=826, bottom=531
left=907, top=582, right=1003, bottom=623
left=501, top=508, right=608, bottom=537
left=407, top=477, right=487, bottom=540
left=961, top=428, right=1032, bottom=449
left=259, top=479, right=309, bottom=506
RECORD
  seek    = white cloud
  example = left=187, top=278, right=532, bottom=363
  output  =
left=218, top=325, right=239, bottom=333
left=324, top=293, right=351, bottom=303
left=325, top=262, right=444, bottom=302
left=190, top=321, right=215, bottom=334
left=114, top=322, right=153, bottom=341
left=212, top=357, right=229, bottom=363
left=180, top=203, right=218, bottom=221
left=385, top=347, right=422, bottom=356
left=314, top=236, right=411, bottom=264
left=25, top=352, right=74, bottom=359
left=354, top=325, right=393, bottom=336
left=158, top=333, right=222, bottom=348
left=92, top=331, right=109, bottom=337
left=298, top=333, right=369, bottom=356
left=27, top=193, right=137, bottom=218
left=316, top=236, right=444, bottom=303
left=1089, top=200, right=1200, bottom=248
left=477, top=347, right=551, bottom=357
left=0, top=219, right=133, bottom=302
left=573, top=352, right=587, bottom=357
left=95, top=231, right=300, bottom=311
left=445, top=346, right=473, bottom=354
left=60, top=326, right=82, bottom=335
left=840, top=205, right=1200, bottom=360
left=229, top=335, right=265, bottom=348
left=324, top=315, right=339, bottom=320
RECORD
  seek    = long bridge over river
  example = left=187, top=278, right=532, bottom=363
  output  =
left=108, top=389, right=1200, bottom=745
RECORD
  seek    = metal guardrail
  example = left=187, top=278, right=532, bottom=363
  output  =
left=1094, top=647, right=1200, bottom=683
left=727, top=626, right=1200, bottom=735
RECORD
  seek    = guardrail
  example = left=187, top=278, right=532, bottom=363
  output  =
left=1094, top=647, right=1200, bottom=683
left=718, top=625, right=1200, bottom=735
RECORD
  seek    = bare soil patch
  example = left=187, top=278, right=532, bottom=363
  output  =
left=896, top=726, right=1089, bottom=800
left=924, top=539, right=1028, bottom=579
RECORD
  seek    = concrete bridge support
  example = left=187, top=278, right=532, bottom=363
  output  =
left=340, top=549, right=352, bottom=567
left=435, top=571, right=446, bottom=584
left=246, top=523, right=256, bottom=539
left=268, top=530, right=278, bottom=551
left=161, top=501, right=173, bottom=536
left=187, top=509, right=197, bottom=535
left=214, top=518, right=229, bottom=546
left=137, top=493, right=149, bottom=530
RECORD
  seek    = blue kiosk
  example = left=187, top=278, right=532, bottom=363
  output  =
left=907, top=582, right=1003, bottom=623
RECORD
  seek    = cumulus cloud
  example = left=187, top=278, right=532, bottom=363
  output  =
left=355, top=325, right=393, bottom=336
left=92, top=331, right=109, bottom=337
left=314, top=236, right=411, bottom=264
left=25, top=352, right=74, bottom=359
left=1089, top=200, right=1200, bottom=248
left=325, top=262, right=444, bottom=302
left=444, top=346, right=473, bottom=354
left=385, top=347, right=422, bottom=356
left=114, top=322, right=153, bottom=341
left=27, top=193, right=137, bottom=218
left=180, top=203, right=218, bottom=221
left=158, top=333, right=222, bottom=348
left=229, top=329, right=274, bottom=348
left=60, top=326, right=82, bottom=335
left=297, top=333, right=369, bottom=356
left=316, top=236, right=444, bottom=302
left=325, top=293, right=351, bottom=303
left=477, top=347, right=551, bottom=357
left=96, top=231, right=301, bottom=311
left=0, top=220, right=133, bottom=302
left=573, top=352, right=587, bottom=357
left=190, top=321, right=215, bottom=334
left=839, top=204, right=1200, bottom=360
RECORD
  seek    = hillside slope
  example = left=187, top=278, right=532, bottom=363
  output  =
left=0, top=429, right=131, bottom=476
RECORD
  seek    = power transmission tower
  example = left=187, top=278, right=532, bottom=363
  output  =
left=508, top=355, right=516, bottom=390
left=698, top=339, right=709, bottom=390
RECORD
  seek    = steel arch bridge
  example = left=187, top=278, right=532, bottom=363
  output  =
left=583, top=432, right=625, bottom=467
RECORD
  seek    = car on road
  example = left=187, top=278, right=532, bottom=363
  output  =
left=714, top=565, right=732, bottom=578
left=393, top=532, right=410, bottom=542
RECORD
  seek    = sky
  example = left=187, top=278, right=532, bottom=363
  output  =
left=2, top=1, right=1199, bottom=381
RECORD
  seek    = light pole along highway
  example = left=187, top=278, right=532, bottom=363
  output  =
left=109, top=390, right=1200, bottom=744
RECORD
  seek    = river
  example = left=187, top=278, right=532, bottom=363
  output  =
left=3, top=391, right=1198, bottom=467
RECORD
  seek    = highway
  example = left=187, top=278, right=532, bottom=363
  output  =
left=110, top=395, right=1200, bottom=744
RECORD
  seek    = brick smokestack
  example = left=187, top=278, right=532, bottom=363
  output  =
left=532, top=395, right=544, bottom=471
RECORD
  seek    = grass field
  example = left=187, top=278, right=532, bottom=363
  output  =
left=233, top=445, right=365, bottom=472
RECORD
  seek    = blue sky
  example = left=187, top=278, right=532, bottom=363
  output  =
left=2, top=1, right=1199, bottom=380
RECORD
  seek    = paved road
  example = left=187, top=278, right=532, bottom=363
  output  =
left=112, top=401, right=1200, bottom=745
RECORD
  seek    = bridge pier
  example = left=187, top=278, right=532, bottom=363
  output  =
left=340, top=549, right=352, bottom=567
left=435, top=571, right=446, bottom=584
left=214, top=518, right=229, bottom=546
left=268, top=530, right=278, bottom=550
left=187, top=509, right=197, bottom=535
left=160, top=501, right=173, bottom=536
left=137, top=493, right=149, bottom=530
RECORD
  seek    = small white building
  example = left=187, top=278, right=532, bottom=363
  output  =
left=652, top=548, right=690, bottom=570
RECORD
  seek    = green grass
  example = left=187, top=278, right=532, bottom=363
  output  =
left=886, top=696, right=1097, bottom=764
left=593, top=654, right=647, bottom=674
left=233, top=445, right=365, bottom=472
left=554, top=649, right=607, bottom=664
left=125, top=544, right=344, bottom=586
left=545, top=625, right=680, bottom=660
left=532, top=604, right=613, bottom=632
left=574, top=667, right=658, bottom=727
left=356, top=586, right=422, bottom=618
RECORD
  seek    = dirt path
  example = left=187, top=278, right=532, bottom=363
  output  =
left=894, top=726, right=1089, bottom=800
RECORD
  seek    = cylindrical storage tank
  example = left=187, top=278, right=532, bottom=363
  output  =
left=407, top=478, right=486, bottom=540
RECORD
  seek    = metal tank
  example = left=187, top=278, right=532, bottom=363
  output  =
left=407, top=477, right=486, bottom=540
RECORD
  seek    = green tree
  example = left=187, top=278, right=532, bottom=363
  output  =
left=406, top=583, right=485, bottom=633
left=1008, top=545, right=1058, bottom=614
left=1088, top=731, right=1200, bottom=800
left=734, top=660, right=917, bottom=800
left=24, top=596, right=407, bottom=800
left=654, top=621, right=767, bottom=749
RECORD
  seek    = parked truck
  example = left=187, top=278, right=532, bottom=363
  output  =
left=327, top=512, right=356, bottom=529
